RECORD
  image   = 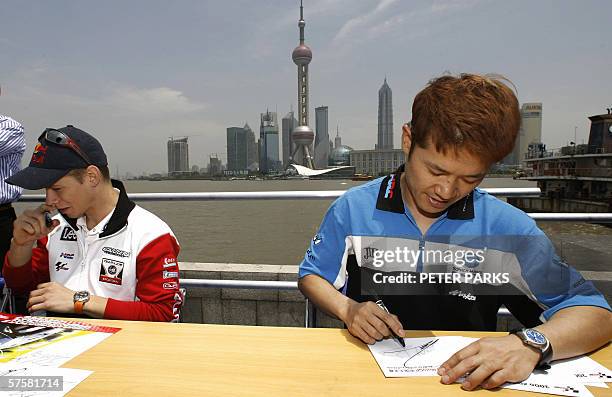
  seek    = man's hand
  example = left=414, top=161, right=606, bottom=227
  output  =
left=27, top=282, right=75, bottom=314
left=342, top=300, right=405, bottom=344
left=438, top=334, right=540, bottom=390
left=12, top=205, right=59, bottom=247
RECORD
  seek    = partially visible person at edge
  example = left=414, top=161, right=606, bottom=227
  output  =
left=298, top=73, right=612, bottom=390
left=3, top=125, right=183, bottom=322
left=0, top=115, right=25, bottom=275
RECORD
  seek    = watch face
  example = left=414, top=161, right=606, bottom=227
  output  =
left=74, top=291, right=90, bottom=302
left=525, top=329, right=546, bottom=345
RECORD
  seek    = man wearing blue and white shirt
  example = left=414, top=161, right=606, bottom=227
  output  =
left=299, top=74, right=611, bottom=391
left=0, top=115, right=26, bottom=273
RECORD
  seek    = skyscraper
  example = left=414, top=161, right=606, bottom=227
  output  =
left=377, top=78, right=393, bottom=150
left=259, top=111, right=280, bottom=174
left=167, top=137, right=189, bottom=176
left=244, top=123, right=258, bottom=171
left=227, top=125, right=257, bottom=174
left=314, top=106, right=329, bottom=169
left=226, top=127, right=243, bottom=172
left=519, top=103, right=543, bottom=163
left=282, top=111, right=298, bottom=167
left=291, top=0, right=315, bottom=168
left=334, top=125, right=342, bottom=149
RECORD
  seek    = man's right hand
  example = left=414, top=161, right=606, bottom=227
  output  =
left=342, top=300, right=405, bottom=344
left=12, top=205, right=60, bottom=247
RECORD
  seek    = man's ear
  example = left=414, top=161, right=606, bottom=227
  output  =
left=402, top=124, right=412, bottom=155
left=86, top=165, right=101, bottom=187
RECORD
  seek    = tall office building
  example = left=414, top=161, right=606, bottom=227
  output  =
left=226, top=127, right=244, bottom=172
left=227, top=124, right=257, bottom=174
left=259, top=111, right=280, bottom=174
left=519, top=103, right=543, bottom=163
left=314, top=106, right=329, bottom=169
left=244, top=123, right=258, bottom=171
left=290, top=0, right=315, bottom=168
left=334, top=126, right=342, bottom=149
left=167, top=137, right=189, bottom=176
left=282, top=111, right=298, bottom=167
left=208, top=154, right=223, bottom=176
left=377, top=78, right=393, bottom=150
left=499, top=102, right=543, bottom=166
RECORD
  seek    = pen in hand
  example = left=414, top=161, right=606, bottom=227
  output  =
left=374, top=299, right=405, bottom=347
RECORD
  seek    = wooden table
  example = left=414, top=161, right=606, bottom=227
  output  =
left=63, top=320, right=611, bottom=396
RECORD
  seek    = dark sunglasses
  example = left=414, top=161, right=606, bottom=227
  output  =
left=39, top=128, right=92, bottom=165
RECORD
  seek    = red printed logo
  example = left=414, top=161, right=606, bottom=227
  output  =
left=31, top=143, right=47, bottom=165
left=163, top=282, right=178, bottom=290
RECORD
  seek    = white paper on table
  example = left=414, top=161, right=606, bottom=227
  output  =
left=0, top=366, right=92, bottom=397
left=543, top=355, right=612, bottom=385
left=367, top=336, right=478, bottom=377
left=502, top=371, right=595, bottom=397
left=0, top=331, right=112, bottom=369
left=499, top=355, right=612, bottom=397
left=583, top=382, right=608, bottom=388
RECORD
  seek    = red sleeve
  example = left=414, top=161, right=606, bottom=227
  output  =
left=103, top=233, right=182, bottom=322
left=2, top=237, right=51, bottom=294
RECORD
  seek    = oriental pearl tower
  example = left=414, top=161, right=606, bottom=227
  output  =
left=291, top=0, right=315, bottom=169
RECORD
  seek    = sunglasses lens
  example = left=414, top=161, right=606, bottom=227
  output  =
left=45, top=129, right=68, bottom=145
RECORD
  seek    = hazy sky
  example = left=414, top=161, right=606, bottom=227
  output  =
left=1, top=0, right=610, bottom=175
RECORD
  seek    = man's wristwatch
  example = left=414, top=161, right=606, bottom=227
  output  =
left=510, top=328, right=553, bottom=369
left=73, top=291, right=91, bottom=314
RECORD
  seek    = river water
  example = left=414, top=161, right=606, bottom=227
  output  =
left=110, top=178, right=610, bottom=265
left=14, top=177, right=611, bottom=265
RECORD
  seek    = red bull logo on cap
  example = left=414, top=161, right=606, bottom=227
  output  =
left=31, top=143, right=47, bottom=165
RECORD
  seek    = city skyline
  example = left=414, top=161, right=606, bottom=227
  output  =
left=1, top=1, right=610, bottom=175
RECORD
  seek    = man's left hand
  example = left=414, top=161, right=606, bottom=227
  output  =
left=438, top=335, right=540, bottom=390
left=27, top=282, right=75, bottom=314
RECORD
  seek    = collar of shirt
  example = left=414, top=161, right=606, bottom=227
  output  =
left=76, top=205, right=115, bottom=236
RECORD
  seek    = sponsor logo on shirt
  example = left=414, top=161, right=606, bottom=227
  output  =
left=101, top=247, right=130, bottom=258
left=384, top=174, right=396, bottom=199
left=448, top=289, right=477, bottom=301
left=99, top=258, right=124, bottom=285
left=60, top=227, right=77, bottom=242
left=163, top=282, right=178, bottom=290
left=163, top=257, right=177, bottom=268
left=55, top=262, right=69, bottom=271
left=306, top=248, right=315, bottom=261
left=59, top=252, right=75, bottom=260
left=312, top=234, right=322, bottom=245
left=163, top=271, right=178, bottom=279
left=171, top=291, right=184, bottom=322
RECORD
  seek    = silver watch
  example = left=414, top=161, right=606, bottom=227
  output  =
left=73, top=290, right=90, bottom=304
left=511, top=328, right=553, bottom=369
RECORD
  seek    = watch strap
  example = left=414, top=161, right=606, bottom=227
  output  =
left=74, top=300, right=85, bottom=314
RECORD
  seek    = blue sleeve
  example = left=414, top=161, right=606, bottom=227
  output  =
left=515, top=227, right=611, bottom=321
left=298, top=197, right=349, bottom=288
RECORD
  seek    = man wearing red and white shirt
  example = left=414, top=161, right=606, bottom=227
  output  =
left=3, top=125, right=182, bottom=322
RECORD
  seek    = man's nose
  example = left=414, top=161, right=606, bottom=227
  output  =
left=45, top=189, right=58, bottom=206
left=434, top=178, right=456, bottom=201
